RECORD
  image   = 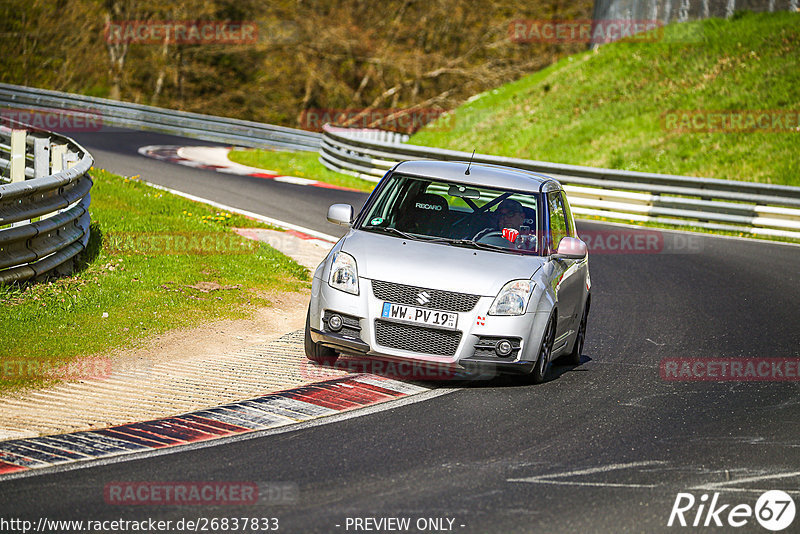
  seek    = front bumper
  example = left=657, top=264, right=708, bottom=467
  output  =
left=310, top=327, right=370, bottom=354
left=310, top=327, right=535, bottom=379
left=310, top=277, right=550, bottom=375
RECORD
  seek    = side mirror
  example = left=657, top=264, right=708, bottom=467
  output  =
left=327, top=204, right=354, bottom=226
left=553, top=236, right=587, bottom=259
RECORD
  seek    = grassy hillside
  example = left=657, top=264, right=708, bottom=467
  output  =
left=411, top=12, right=800, bottom=186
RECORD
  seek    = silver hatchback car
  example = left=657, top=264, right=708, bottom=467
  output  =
left=305, top=160, right=590, bottom=383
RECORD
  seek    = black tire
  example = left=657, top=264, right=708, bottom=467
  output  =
left=531, top=317, right=555, bottom=384
left=564, top=299, right=589, bottom=366
left=304, top=307, right=338, bottom=366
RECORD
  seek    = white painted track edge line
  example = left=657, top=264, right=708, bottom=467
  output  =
left=138, top=179, right=339, bottom=243
left=691, top=470, right=800, bottom=490
left=509, top=460, right=667, bottom=482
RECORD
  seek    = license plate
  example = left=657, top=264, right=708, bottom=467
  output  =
left=381, top=302, right=458, bottom=330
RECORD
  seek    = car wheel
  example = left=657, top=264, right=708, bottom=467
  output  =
left=564, top=300, right=589, bottom=366
left=531, top=317, right=555, bottom=384
left=304, top=307, right=339, bottom=366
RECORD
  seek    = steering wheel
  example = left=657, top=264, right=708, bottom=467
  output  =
left=472, top=230, right=506, bottom=243
left=473, top=229, right=538, bottom=251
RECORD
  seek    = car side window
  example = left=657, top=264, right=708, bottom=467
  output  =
left=559, top=191, right=575, bottom=237
left=548, top=192, right=569, bottom=251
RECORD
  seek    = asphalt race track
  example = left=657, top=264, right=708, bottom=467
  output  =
left=3, top=129, right=799, bottom=533
left=70, top=128, right=366, bottom=237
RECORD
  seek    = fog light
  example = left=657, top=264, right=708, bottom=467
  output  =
left=496, top=339, right=513, bottom=357
left=327, top=313, right=343, bottom=332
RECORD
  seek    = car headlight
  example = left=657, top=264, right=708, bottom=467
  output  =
left=328, top=252, right=359, bottom=295
left=489, top=280, right=535, bottom=316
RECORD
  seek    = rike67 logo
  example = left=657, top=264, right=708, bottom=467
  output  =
left=668, top=491, right=796, bottom=531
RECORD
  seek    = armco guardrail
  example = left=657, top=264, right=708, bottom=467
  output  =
left=0, top=119, right=93, bottom=284
left=0, top=83, right=321, bottom=151
left=320, top=125, right=800, bottom=240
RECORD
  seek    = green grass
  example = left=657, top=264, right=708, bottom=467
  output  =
left=228, top=148, right=377, bottom=192
left=411, top=12, right=800, bottom=186
left=0, top=169, right=309, bottom=392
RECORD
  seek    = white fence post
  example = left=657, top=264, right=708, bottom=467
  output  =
left=65, top=150, right=79, bottom=169
left=51, top=143, right=67, bottom=173
left=9, top=129, right=28, bottom=227
left=33, top=137, right=50, bottom=178
left=10, top=129, right=26, bottom=183
left=44, top=144, right=69, bottom=220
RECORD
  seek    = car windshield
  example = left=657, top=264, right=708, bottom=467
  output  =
left=358, top=173, right=541, bottom=255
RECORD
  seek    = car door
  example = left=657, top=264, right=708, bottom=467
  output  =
left=547, top=191, right=583, bottom=351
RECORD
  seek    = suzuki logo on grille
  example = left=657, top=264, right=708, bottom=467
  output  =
left=416, top=291, right=431, bottom=305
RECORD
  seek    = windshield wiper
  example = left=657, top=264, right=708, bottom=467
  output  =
left=362, top=228, right=525, bottom=253
left=433, top=237, right=512, bottom=252
left=362, top=225, right=419, bottom=240
left=444, top=238, right=541, bottom=254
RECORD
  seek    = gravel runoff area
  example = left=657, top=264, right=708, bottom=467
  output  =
left=0, top=229, right=341, bottom=440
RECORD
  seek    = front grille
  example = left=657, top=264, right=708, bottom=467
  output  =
left=374, top=319, right=462, bottom=356
left=371, top=280, right=480, bottom=312
left=323, top=310, right=361, bottom=339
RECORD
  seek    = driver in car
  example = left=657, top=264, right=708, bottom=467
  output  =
left=495, top=199, right=526, bottom=234
left=472, top=198, right=537, bottom=250
left=474, top=198, right=524, bottom=238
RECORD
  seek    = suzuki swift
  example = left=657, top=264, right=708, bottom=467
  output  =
left=305, top=160, right=590, bottom=383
